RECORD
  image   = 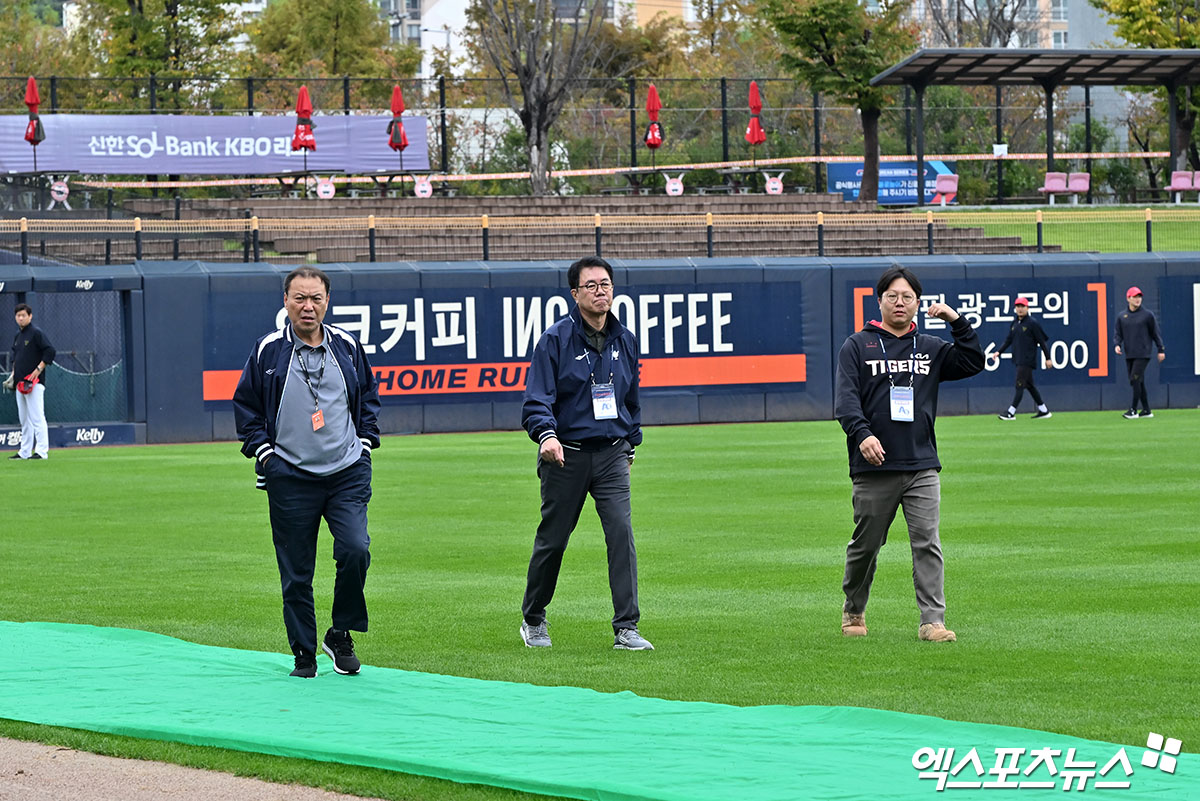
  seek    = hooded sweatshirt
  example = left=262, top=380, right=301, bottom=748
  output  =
left=835, top=316, right=984, bottom=476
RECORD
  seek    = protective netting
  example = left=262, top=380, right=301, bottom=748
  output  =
left=1, top=291, right=126, bottom=425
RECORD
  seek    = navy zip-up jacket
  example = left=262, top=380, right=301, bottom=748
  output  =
left=521, top=306, right=642, bottom=448
left=835, top=317, right=984, bottom=477
left=996, top=315, right=1051, bottom=368
left=1113, top=306, right=1165, bottom=360
left=233, top=322, right=380, bottom=479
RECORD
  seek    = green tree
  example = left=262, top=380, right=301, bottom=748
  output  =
left=2, top=0, right=80, bottom=80
left=468, top=0, right=615, bottom=195
left=68, top=0, right=241, bottom=110
left=764, top=0, right=917, bottom=201
left=249, top=0, right=418, bottom=79
left=1089, top=0, right=1200, bottom=171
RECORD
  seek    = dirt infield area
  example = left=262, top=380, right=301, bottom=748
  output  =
left=0, top=738, right=384, bottom=801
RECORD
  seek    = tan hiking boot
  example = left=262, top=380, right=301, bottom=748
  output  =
left=919, top=622, right=957, bottom=642
left=842, top=612, right=867, bottom=637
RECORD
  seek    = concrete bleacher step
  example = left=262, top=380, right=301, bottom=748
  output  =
left=22, top=194, right=1063, bottom=263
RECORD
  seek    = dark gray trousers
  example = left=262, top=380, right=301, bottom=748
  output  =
left=522, top=440, right=639, bottom=633
left=842, top=469, right=946, bottom=625
left=1012, top=364, right=1044, bottom=407
left=265, top=453, right=372, bottom=657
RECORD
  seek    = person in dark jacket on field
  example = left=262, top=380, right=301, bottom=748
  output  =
left=233, top=267, right=381, bottom=679
left=995, top=296, right=1054, bottom=420
left=8, top=303, right=56, bottom=460
left=519, top=256, right=653, bottom=651
left=834, top=267, right=984, bottom=643
left=1114, top=286, right=1165, bottom=419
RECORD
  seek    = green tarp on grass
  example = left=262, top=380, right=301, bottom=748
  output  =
left=0, top=622, right=1193, bottom=800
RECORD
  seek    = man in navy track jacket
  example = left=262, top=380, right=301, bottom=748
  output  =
left=234, top=267, right=380, bottom=678
left=518, top=256, right=653, bottom=652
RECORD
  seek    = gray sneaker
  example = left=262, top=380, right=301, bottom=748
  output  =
left=614, top=628, right=654, bottom=650
left=520, top=620, right=551, bottom=648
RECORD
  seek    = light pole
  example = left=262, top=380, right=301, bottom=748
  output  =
left=421, top=26, right=452, bottom=52
left=420, top=26, right=452, bottom=78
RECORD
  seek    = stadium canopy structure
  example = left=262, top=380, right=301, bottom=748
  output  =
left=871, top=48, right=1200, bottom=205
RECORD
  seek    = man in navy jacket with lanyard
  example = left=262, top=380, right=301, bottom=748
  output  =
left=835, top=267, right=984, bottom=643
left=233, top=267, right=380, bottom=678
left=519, top=256, right=652, bottom=651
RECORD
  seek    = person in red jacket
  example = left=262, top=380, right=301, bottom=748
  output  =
left=834, top=267, right=984, bottom=643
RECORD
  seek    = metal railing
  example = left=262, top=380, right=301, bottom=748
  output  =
left=3, top=209, right=1199, bottom=266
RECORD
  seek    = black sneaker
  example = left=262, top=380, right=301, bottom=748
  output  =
left=1032, top=410, right=1052, bottom=419
left=290, top=652, right=318, bottom=679
left=1122, top=410, right=1138, bottom=419
left=322, top=628, right=361, bottom=675
left=29, top=454, right=44, bottom=459
left=7, top=454, right=22, bottom=460
left=997, top=411, right=1016, bottom=421
left=1138, top=410, right=1154, bottom=418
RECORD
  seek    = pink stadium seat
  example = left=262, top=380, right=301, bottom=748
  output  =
left=934, top=173, right=959, bottom=207
left=1067, top=172, right=1090, bottom=204
left=1168, top=170, right=1194, bottom=204
left=1037, top=172, right=1069, bottom=204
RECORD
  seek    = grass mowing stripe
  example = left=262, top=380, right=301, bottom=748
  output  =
left=0, top=411, right=1195, bottom=801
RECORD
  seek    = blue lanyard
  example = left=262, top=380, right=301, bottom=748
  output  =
left=582, top=349, right=614, bottom=386
left=877, top=335, right=916, bottom=389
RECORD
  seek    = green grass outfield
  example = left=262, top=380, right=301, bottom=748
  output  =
left=2, top=410, right=1196, bottom=800
left=905, top=206, right=1200, bottom=252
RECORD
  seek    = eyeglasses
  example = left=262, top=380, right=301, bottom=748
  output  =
left=576, top=280, right=613, bottom=294
left=882, top=292, right=917, bottom=305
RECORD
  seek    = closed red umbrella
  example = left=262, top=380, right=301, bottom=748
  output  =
left=643, top=83, right=664, bottom=168
left=745, top=80, right=766, bottom=167
left=745, top=117, right=766, bottom=146
left=646, top=83, right=661, bottom=122
left=748, top=80, right=763, bottom=116
left=387, top=85, right=409, bottom=171
left=24, top=76, right=46, bottom=171
left=291, top=85, right=316, bottom=172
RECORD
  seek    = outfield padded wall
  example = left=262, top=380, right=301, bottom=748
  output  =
left=1, top=255, right=1197, bottom=444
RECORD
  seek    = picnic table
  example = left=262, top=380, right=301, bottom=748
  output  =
left=609, top=166, right=694, bottom=196
left=258, top=169, right=346, bottom=199
left=3, top=170, right=80, bottom=211
left=716, top=167, right=791, bottom=194
left=363, top=169, right=452, bottom=198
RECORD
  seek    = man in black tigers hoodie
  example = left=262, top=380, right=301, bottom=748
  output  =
left=835, top=267, right=984, bottom=643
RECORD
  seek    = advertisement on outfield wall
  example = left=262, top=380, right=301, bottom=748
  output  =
left=200, top=282, right=813, bottom=405
left=827, top=160, right=956, bottom=205
left=0, top=115, right=431, bottom=175
left=844, top=278, right=1113, bottom=387
left=1156, top=276, right=1200, bottom=380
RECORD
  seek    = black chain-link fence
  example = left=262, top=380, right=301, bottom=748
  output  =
left=1, top=75, right=1161, bottom=199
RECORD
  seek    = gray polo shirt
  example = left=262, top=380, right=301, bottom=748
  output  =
left=273, top=335, right=362, bottom=476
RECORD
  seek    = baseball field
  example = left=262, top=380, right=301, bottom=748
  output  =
left=1, top=411, right=1195, bottom=800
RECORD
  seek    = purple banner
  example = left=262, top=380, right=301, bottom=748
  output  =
left=0, top=114, right=430, bottom=175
